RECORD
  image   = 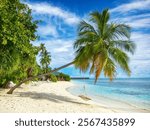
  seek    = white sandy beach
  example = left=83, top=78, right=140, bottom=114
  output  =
left=0, top=81, right=149, bottom=113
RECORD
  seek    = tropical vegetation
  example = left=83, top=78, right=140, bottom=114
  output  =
left=0, top=0, right=135, bottom=94
left=56, top=72, right=71, bottom=81
left=0, top=0, right=39, bottom=87
left=49, top=74, right=58, bottom=82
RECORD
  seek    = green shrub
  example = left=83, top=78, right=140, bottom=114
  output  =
left=63, top=74, right=71, bottom=81
left=58, top=73, right=71, bottom=81
left=50, top=74, right=57, bottom=82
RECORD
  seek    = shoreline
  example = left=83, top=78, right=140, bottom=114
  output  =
left=0, top=81, right=149, bottom=113
left=66, top=83, right=150, bottom=113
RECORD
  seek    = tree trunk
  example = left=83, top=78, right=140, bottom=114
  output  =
left=2, top=81, right=10, bottom=88
left=7, top=61, right=74, bottom=94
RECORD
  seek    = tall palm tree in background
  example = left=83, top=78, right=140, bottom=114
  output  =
left=40, top=44, right=51, bottom=73
left=74, top=9, right=135, bottom=83
left=7, top=9, right=135, bottom=94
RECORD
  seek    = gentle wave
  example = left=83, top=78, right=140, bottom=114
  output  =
left=68, top=78, right=150, bottom=110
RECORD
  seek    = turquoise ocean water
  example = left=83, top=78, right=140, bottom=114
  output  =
left=68, top=78, right=150, bottom=110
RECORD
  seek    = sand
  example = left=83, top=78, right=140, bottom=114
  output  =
left=0, top=81, right=149, bottom=113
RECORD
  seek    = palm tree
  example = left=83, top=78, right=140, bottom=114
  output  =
left=74, top=9, right=135, bottom=83
left=7, top=9, right=135, bottom=94
left=40, top=43, right=51, bottom=73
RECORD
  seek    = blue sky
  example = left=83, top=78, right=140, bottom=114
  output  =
left=25, top=0, right=150, bottom=78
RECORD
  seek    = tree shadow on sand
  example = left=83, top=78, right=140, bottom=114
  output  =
left=16, top=91, right=89, bottom=106
left=0, top=89, right=3, bottom=92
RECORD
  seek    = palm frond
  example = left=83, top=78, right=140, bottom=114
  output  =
left=103, top=58, right=116, bottom=80
left=78, top=20, right=97, bottom=34
left=74, top=44, right=93, bottom=72
left=113, top=24, right=131, bottom=39
left=74, top=35, right=94, bottom=49
left=90, top=9, right=109, bottom=36
left=94, top=50, right=107, bottom=83
left=110, top=40, right=136, bottom=54
left=109, top=47, right=131, bottom=75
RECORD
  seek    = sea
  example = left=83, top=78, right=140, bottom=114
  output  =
left=68, top=78, right=150, bottom=110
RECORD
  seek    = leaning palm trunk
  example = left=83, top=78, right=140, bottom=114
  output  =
left=7, top=61, right=74, bottom=94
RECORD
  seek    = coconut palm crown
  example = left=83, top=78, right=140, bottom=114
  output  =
left=74, top=9, right=136, bottom=83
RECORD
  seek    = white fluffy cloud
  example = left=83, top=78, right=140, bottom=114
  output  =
left=131, top=32, right=150, bottom=61
left=113, top=16, right=150, bottom=29
left=110, top=0, right=150, bottom=13
left=27, top=2, right=80, bottom=25
left=110, top=0, right=150, bottom=29
left=37, top=24, right=58, bottom=37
